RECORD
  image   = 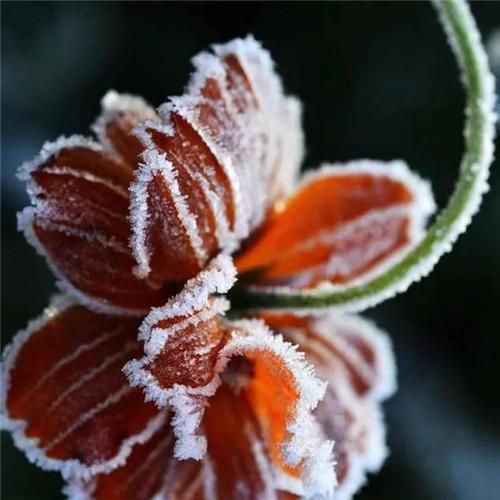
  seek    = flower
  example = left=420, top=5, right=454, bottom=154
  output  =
left=1, top=36, right=435, bottom=499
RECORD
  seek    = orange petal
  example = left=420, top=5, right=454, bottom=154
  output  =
left=93, top=91, right=159, bottom=166
left=130, top=36, right=303, bottom=280
left=217, top=319, right=335, bottom=498
left=202, top=383, right=288, bottom=499
left=236, top=161, right=435, bottom=289
left=18, top=137, right=171, bottom=315
left=68, top=401, right=290, bottom=500
left=124, top=255, right=237, bottom=460
left=1, top=298, right=162, bottom=479
left=66, top=313, right=332, bottom=498
left=261, top=312, right=396, bottom=498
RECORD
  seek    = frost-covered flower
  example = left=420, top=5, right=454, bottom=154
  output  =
left=1, top=36, right=436, bottom=499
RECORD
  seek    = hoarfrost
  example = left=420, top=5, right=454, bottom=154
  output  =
left=270, top=311, right=397, bottom=499
left=244, top=159, right=436, bottom=315
left=131, top=35, right=304, bottom=277
left=0, top=296, right=169, bottom=479
left=92, top=90, right=158, bottom=156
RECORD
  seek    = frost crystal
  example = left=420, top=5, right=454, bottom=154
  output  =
left=0, top=297, right=167, bottom=480
left=263, top=311, right=396, bottom=498
left=240, top=159, right=436, bottom=314
left=129, top=35, right=304, bottom=278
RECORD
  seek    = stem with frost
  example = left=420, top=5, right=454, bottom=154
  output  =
left=230, top=0, right=497, bottom=313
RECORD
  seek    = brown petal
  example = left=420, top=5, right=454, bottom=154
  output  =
left=1, top=298, right=163, bottom=479
left=93, top=91, right=159, bottom=166
left=19, top=137, right=170, bottom=315
left=130, top=36, right=303, bottom=280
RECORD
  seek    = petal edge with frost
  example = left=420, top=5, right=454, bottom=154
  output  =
left=0, top=296, right=164, bottom=480
left=92, top=90, right=159, bottom=166
left=124, top=255, right=336, bottom=498
left=17, top=92, right=172, bottom=315
left=236, top=160, right=435, bottom=297
left=262, top=312, right=397, bottom=499
left=64, top=414, right=175, bottom=500
left=130, top=35, right=304, bottom=280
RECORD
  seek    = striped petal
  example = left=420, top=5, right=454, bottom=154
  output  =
left=65, top=401, right=296, bottom=500
left=262, top=312, right=396, bottom=499
left=130, top=35, right=303, bottom=280
left=75, top=319, right=335, bottom=500
left=124, top=256, right=335, bottom=498
left=18, top=94, right=170, bottom=315
left=93, top=90, right=159, bottom=166
left=236, top=160, right=435, bottom=290
left=64, top=413, right=175, bottom=500
left=0, top=297, right=162, bottom=479
left=123, top=255, right=238, bottom=460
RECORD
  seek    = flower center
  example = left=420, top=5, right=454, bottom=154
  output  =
left=221, top=355, right=254, bottom=392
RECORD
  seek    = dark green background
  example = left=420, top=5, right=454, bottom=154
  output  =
left=2, top=2, right=500, bottom=499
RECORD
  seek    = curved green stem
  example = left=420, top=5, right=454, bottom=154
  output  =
left=230, top=0, right=496, bottom=313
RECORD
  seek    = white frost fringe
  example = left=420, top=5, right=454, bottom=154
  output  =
left=130, top=35, right=305, bottom=279
left=124, top=255, right=237, bottom=460
left=137, top=254, right=237, bottom=355
left=92, top=90, right=158, bottom=156
left=128, top=147, right=208, bottom=279
left=245, top=159, right=437, bottom=315
left=0, top=296, right=169, bottom=480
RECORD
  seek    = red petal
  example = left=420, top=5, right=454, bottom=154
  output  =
left=261, top=312, right=396, bottom=497
left=124, top=255, right=237, bottom=459
left=1, top=299, right=162, bottom=478
left=202, top=384, right=284, bottom=499
left=66, top=413, right=175, bottom=500
left=93, top=91, right=158, bottom=166
left=236, top=161, right=435, bottom=289
left=66, top=310, right=333, bottom=498
left=130, top=36, right=303, bottom=280
left=19, top=137, right=171, bottom=314
left=129, top=148, right=212, bottom=282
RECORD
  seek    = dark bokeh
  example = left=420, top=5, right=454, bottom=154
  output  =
left=2, top=2, right=499, bottom=499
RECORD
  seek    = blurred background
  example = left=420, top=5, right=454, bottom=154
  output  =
left=2, top=2, right=500, bottom=499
